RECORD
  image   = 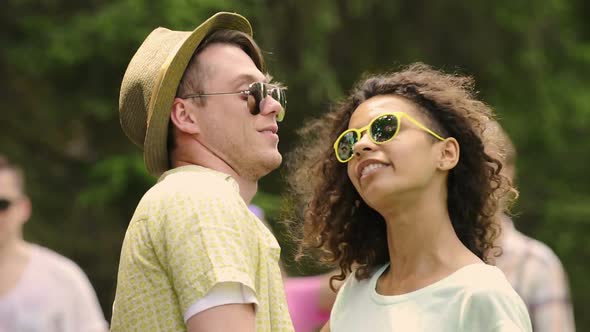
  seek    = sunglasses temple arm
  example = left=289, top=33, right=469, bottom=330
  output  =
left=404, top=116, right=446, bottom=141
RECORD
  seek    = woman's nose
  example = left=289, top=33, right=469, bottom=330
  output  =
left=352, top=132, right=375, bottom=157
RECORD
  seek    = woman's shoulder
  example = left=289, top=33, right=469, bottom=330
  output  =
left=453, top=264, right=533, bottom=331
left=338, top=263, right=389, bottom=296
left=450, top=263, right=518, bottom=296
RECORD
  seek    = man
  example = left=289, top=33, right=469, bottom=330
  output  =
left=0, top=154, right=108, bottom=332
left=112, top=12, right=293, bottom=331
left=489, top=122, right=576, bottom=332
left=249, top=204, right=341, bottom=332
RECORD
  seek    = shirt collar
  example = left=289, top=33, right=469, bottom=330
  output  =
left=158, top=165, right=239, bottom=191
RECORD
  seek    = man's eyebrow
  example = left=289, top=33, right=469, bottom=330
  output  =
left=233, top=73, right=266, bottom=89
left=232, top=73, right=286, bottom=89
left=264, top=73, right=273, bottom=83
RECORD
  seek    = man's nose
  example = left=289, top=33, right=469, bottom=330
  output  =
left=260, top=95, right=284, bottom=120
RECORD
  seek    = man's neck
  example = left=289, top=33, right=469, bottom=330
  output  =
left=233, top=177, right=257, bottom=204
left=0, top=239, right=31, bottom=296
left=172, top=159, right=258, bottom=203
left=0, top=238, right=29, bottom=264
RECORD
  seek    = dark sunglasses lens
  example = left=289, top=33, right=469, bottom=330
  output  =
left=271, top=87, right=286, bottom=122
left=270, top=88, right=287, bottom=109
left=248, top=83, right=287, bottom=121
left=247, top=82, right=264, bottom=115
left=371, top=114, right=399, bottom=142
left=337, top=131, right=358, bottom=161
left=0, top=199, right=11, bottom=211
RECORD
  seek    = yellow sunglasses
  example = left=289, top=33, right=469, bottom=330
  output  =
left=333, top=112, right=446, bottom=163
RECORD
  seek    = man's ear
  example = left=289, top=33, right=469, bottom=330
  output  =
left=437, top=137, right=460, bottom=171
left=170, top=98, right=200, bottom=135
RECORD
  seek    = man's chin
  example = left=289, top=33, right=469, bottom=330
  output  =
left=254, top=153, right=282, bottom=179
left=264, top=153, right=282, bottom=171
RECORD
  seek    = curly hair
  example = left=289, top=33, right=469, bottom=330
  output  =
left=286, top=63, right=510, bottom=287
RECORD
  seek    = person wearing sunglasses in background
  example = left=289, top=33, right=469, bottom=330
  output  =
left=0, top=155, right=108, bottom=332
left=112, top=12, right=293, bottom=332
left=287, top=63, right=532, bottom=331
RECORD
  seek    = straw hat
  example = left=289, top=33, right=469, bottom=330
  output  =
left=119, top=12, right=253, bottom=176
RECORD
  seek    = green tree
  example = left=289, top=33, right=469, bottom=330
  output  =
left=1, top=0, right=588, bottom=329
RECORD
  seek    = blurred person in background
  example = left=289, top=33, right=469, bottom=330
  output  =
left=0, top=154, right=108, bottom=332
left=111, top=12, right=293, bottom=331
left=249, top=204, right=338, bottom=332
left=288, top=63, right=532, bottom=331
left=487, top=121, right=576, bottom=332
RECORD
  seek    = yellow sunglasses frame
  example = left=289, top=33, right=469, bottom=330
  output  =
left=333, top=111, right=446, bottom=163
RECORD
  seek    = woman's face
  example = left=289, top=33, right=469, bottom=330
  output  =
left=346, top=95, right=444, bottom=209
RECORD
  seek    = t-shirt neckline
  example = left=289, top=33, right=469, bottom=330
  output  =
left=369, top=262, right=488, bottom=305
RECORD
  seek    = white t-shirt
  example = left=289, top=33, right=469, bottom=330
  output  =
left=184, top=282, right=257, bottom=322
left=0, top=244, right=108, bottom=332
left=330, top=263, right=532, bottom=332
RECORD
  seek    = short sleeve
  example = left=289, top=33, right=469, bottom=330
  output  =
left=184, top=282, right=258, bottom=322
left=460, top=288, right=532, bottom=332
left=524, top=247, right=575, bottom=332
left=152, top=189, right=260, bottom=315
left=112, top=167, right=291, bottom=331
left=65, top=266, right=109, bottom=332
left=490, top=320, right=528, bottom=332
left=47, top=253, right=108, bottom=332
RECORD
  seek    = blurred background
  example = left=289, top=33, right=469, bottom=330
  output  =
left=1, top=0, right=588, bottom=329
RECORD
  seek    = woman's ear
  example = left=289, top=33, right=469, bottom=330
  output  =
left=437, top=137, right=460, bottom=171
left=170, top=98, right=200, bottom=135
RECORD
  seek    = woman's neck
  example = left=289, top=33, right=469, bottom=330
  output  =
left=375, top=193, right=481, bottom=295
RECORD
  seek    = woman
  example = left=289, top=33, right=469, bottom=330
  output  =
left=287, top=63, right=532, bottom=331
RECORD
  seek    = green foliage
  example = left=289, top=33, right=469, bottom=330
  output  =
left=1, top=0, right=588, bottom=329
left=251, top=190, right=282, bottom=220
left=78, top=154, right=152, bottom=207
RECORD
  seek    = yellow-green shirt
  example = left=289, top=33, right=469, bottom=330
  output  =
left=111, top=165, right=293, bottom=331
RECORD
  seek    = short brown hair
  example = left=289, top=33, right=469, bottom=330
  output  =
left=176, top=29, right=265, bottom=98
left=167, top=29, right=266, bottom=161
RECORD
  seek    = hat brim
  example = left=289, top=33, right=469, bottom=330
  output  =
left=143, top=12, right=252, bottom=177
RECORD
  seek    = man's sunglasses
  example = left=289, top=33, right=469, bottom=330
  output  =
left=0, top=198, right=16, bottom=212
left=333, top=112, right=446, bottom=163
left=181, top=82, right=287, bottom=122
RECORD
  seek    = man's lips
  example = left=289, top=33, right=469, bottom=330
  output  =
left=258, top=124, right=278, bottom=134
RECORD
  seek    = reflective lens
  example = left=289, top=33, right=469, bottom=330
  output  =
left=370, top=114, right=399, bottom=142
left=334, top=113, right=400, bottom=163
left=247, top=82, right=287, bottom=122
left=335, top=131, right=358, bottom=162
left=0, top=199, right=12, bottom=212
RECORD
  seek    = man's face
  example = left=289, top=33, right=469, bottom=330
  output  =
left=189, top=43, right=283, bottom=180
left=0, top=170, right=30, bottom=245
